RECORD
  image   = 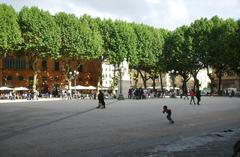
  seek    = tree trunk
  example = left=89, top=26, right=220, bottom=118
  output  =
left=112, top=67, right=118, bottom=96
left=139, top=71, right=148, bottom=89
left=193, top=75, right=200, bottom=91
left=217, top=70, right=223, bottom=95
left=209, top=77, right=215, bottom=95
left=134, top=71, right=139, bottom=87
left=182, top=80, right=187, bottom=95
left=97, top=60, right=103, bottom=95
left=152, top=77, right=156, bottom=90
left=191, top=70, right=200, bottom=91
left=195, top=78, right=200, bottom=91
left=66, top=66, right=71, bottom=89
left=143, top=79, right=147, bottom=89
left=212, top=64, right=224, bottom=96
left=32, top=59, right=38, bottom=93
left=181, top=72, right=190, bottom=95
left=0, top=59, right=3, bottom=86
left=159, top=72, right=164, bottom=97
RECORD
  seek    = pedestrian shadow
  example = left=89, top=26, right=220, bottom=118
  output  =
left=0, top=100, right=118, bottom=142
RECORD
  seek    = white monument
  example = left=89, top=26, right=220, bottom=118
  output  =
left=117, top=59, right=131, bottom=99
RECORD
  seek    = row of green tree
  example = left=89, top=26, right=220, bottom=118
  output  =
left=164, top=16, right=240, bottom=94
left=0, top=4, right=239, bottom=94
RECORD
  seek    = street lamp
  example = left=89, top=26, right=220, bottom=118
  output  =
left=69, top=70, right=79, bottom=98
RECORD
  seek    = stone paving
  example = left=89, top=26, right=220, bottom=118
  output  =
left=104, top=128, right=240, bottom=157
left=0, top=97, right=239, bottom=157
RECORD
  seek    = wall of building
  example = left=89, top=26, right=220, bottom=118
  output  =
left=0, top=56, right=101, bottom=93
left=215, top=75, right=240, bottom=91
left=101, top=62, right=115, bottom=88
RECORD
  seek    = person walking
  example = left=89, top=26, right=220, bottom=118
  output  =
left=128, top=88, right=133, bottom=99
left=230, top=90, right=235, bottom=97
left=162, top=105, right=174, bottom=124
left=196, top=89, right=201, bottom=105
left=97, top=90, right=105, bottom=109
left=9, top=91, right=13, bottom=100
left=189, top=89, right=196, bottom=105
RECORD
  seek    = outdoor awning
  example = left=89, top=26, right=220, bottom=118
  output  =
left=13, top=87, right=29, bottom=91
left=72, top=85, right=97, bottom=90
left=98, top=86, right=114, bottom=90
left=72, top=85, right=87, bottom=90
left=87, top=86, right=96, bottom=90
left=0, top=86, right=13, bottom=90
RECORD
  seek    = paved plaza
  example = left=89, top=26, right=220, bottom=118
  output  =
left=0, top=97, right=240, bottom=157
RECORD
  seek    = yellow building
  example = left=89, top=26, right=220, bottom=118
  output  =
left=214, top=73, right=240, bottom=92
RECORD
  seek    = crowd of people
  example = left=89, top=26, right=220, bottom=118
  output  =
left=0, top=89, right=98, bottom=100
left=0, top=91, right=39, bottom=100
left=60, top=90, right=96, bottom=100
left=127, top=87, right=195, bottom=100
left=0, top=87, right=238, bottom=101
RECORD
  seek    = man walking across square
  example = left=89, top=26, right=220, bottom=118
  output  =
left=97, top=90, right=106, bottom=109
left=196, top=89, right=201, bottom=105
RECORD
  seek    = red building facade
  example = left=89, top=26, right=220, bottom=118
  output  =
left=0, top=55, right=101, bottom=94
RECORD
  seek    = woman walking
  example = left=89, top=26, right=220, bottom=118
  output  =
left=189, top=89, right=196, bottom=105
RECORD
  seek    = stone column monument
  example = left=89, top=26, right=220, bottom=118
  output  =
left=117, top=59, right=131, bottom=99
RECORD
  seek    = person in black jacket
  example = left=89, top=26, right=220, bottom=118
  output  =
left=97, top=91, right=105, bottom=109
left=196, top=89, right=201, bottom=105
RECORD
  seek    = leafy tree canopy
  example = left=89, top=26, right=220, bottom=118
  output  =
left=19, top=6, right=61, bottom=59
left=0, top=3, right=22, bottom=57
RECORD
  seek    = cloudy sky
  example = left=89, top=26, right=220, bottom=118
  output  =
left=1, top=0, right=239, bottom=30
